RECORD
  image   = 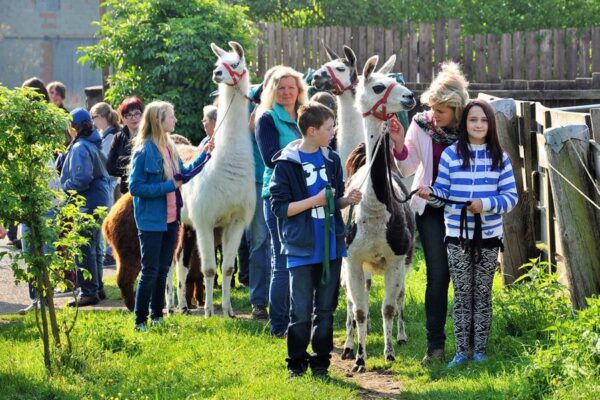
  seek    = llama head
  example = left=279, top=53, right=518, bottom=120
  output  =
left=356, top=55, right=416, bottom=120
left=210, top=41, right=247, bottom=86
left=312, top=45, right=358, bottom=95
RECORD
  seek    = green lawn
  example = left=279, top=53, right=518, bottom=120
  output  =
left=0, top=250, right=597, bottom=399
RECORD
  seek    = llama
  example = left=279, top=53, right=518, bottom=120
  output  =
left=180, top=41, right=255, bottom=317
left=343, top=54, right=416, bottom=372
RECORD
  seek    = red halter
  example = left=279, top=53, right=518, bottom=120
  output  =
left=362, top=82, right=398, bottom=121
left=221, top=62, right=247, bottom=87
left=325, top=65, right=357, bottom=95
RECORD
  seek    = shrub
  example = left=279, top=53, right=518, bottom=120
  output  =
left=80, top=0, right=256, bottom=144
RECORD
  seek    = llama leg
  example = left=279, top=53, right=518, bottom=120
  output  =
left=396, top=259, right=409, bottom=345
left=382, top=259, right=403, bottom=362
left=175, top=250, right=189, bottom=313
left=165, top=261, right=175, bottom=315
left=197, top=227, right=216, bottom=317
left=341, top=262, right=355, bottom=360
left=346, top=257, right=368, bottom=373
left=365, top=271, right=373, bottom=333
left=220, top=220, right=245, bottom=317
left=116, top=256, right=140, bottom=312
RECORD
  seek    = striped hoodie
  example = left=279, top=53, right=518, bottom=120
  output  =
left=430, top=143, right=518, bottom=239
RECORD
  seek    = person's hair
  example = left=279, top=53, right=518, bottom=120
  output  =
left=456, top=99, right=504, bottom=171
left=420, top=61, right=469, bottom=125
left=297, top=101, right=335, bottom=136
left=117, top=96, right=145, bottom=121
left=47, top=81, right=66, bottom=100
left=310, top=91, right=337, bottom=115
left=22, top=77, right=50, bottom=102
left=203, top=105, right=217, bottom=122
left=90, top=102, right=120, bottom=130
left=73, top=120, right=94, bottom=137
left=256, top=66, right=308, bottom=119
left=131, top=101, right=180, bottom=178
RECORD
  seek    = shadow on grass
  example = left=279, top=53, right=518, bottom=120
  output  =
left=0, top=370, right=78, bottom=400
left=0, top=316, right=40, bottom=343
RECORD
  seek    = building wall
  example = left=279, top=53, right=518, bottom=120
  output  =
left=0, top=0, right=101, bottom=109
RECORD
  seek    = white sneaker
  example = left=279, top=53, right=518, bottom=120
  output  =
left=54, top=287, right=80, bottom=298
left=18, top=300, right=38, bottom=315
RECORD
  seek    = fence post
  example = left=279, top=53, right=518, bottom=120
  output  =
left=490, top=98, right=538, bottom=284
left=544, top=124, right=600, bottom=309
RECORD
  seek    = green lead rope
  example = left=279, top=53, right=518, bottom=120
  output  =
left=321, top=184, right=335, bottom=284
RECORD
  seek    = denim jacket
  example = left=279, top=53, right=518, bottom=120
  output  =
left=129, top=141, right=208, bottom=232
left=269, top=140, right=346, bottom=258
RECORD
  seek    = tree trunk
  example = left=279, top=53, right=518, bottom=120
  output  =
left=544, top=124, right=600, bottom=309
left=37, top=275, right=52, bottom=373
left=490, top=98, right=539, bottom=284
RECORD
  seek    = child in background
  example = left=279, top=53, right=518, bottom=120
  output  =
left=417, top=99, right=518, bottom=367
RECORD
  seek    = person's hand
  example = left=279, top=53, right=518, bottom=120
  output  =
left=388, top=115, right=405, bottom=151
left=174, top=179, right=183, bottom=189
left=314, top=187, right=335, bottom=207
left=416, top=185, right=432, bottom=200
left=204, top=140, right=215, bottom=154
left=346, top=189, right=362, bottom=206
left=468, top=199, right=483, bottom=214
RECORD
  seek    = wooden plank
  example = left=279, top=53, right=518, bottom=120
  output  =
left=345, top=27, right=352, bottom=49
left=393, top=27, right=402, bottom=70
left=535, top=102, right=552, bottom=129
left=359, top=26, right=368, bottom=67
left=591, top=108, right=600, bottom=142
left=475, top=34, right=486, bottom=82
left=580, top=28, right=592, bottom=77
left=487, top=34, right=499, bottom=83
left=351, top=26, right=360, bottom=61
left=303, top=27, right=311, bottom=71
left=408, top=23, right=419, bottom=82
left=330, top=26, right=338, bottom=56
left=501, top=33, right=512, bottom=80
left=553, top=29, right=565, bottom=80
left=401, top=23, right=411, bottom=79
left=448, top=19, right=460, bottom=62
left=566, top=28, right=578, bottom=80
left=435, top=19, right=446, bottom=65
left=290, top=28, right=298, bottom=72
left=311, top=27, right=319, bottom=68
left=519, top=101, right=536, bottom=192
left=374, top=26, right=384, bottom=58
left=593, top=28, right=600, bottom=73
left=282, top=27, right=290, bottom=67
left=539, top=29, right=552, bottom=80
left=513, top=31, right=524, bottom=79
left=275, top=23, right=283, bottom=65
left=385, top=28, right=394, bottom=61
left=419, top=23, right=433, bottom=82
left=256, top=22, right=265, bottom=79
left=525, top=31, right=539, bottom=80
left=367, top=26, right=375, bottom=59
left=267, top=23, right=276, bottom=69
left=463, top=35, right=474, bottom=80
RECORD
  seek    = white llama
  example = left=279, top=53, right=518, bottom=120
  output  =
left=343, top=54, right=416, bottom=372
left=180, top=41, right=256, bottom=317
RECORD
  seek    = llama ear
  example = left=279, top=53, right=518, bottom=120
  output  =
left=211, top=43, right=226, bottom=58
left=377, top=55, right=396, bottom=75
left=343, top=45, right=357, bottom=67
left=229, top=41, right=245, bottom=60
left=324, top=43, right=339, bottom=61
left=363, top=55, right=379, bottom=81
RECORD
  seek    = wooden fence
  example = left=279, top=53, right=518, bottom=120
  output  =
left=251, top=20, right=600, bottom=84
left=477, top=93, right=600, bottom=307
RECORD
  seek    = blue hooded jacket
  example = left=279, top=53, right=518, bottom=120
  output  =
left=60, top=129, right=111, bottom=213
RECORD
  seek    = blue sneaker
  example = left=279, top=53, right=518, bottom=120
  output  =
left=473, top=353, right=488, bottom=363
left=447, top=353, right=468, bottom=368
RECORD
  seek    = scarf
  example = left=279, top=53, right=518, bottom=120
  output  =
left=413, top=112, right=459, bottom=145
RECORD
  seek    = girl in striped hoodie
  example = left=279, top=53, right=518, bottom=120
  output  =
left=417, top=99, right=518, bottom=367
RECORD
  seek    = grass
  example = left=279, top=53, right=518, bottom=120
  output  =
left=0, top=249, right=596, bottom=399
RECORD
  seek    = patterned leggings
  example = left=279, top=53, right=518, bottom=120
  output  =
left=447, top=243, right=499, bottom=355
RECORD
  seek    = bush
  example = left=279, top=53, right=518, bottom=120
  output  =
left=80, top=0, right=256, bottom=144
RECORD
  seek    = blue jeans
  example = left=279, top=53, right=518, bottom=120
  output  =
left=134, top=221, right=179, bottom=325
left=264, top=197, right=289, bottom=335
left=78, top=226, right=104, bottom=297
left=416, top=205, right=450, bottom=351
left=287, top=259, right=342, bottom=370
left=246, top=183, right=270, bottom=307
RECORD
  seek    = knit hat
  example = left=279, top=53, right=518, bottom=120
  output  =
left=70, top=107, right=92, bottom=126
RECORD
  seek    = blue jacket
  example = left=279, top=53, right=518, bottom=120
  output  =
left=60, top=129, right=111, bottom=213
left=129, top=140, right=208, bottom=232
left=269, top=140, right=346, bottom=258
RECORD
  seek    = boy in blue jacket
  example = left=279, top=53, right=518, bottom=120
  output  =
left=270, top=102, right=362, bottom=377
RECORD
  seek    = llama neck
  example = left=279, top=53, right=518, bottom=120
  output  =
left=212, top=76, right=251, bottom=155
left=363, top=117, right=391, bottom=207
left=337, top=90, right=364, bottom=175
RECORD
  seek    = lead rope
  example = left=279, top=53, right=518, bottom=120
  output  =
left=321, top=184, right=336, bottom=284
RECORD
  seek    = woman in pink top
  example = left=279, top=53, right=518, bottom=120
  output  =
left=389, top=62, right=469, bottom=365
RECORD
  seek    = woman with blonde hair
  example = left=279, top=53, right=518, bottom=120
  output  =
left=129, top=101, right=213, bottom=331
left=255, top=66, right=308, bottom=337
left=389, top=61, right=470, bottom=364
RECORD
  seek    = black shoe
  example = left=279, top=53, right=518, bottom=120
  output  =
left=421, top=348, right=446, bottom=365
left=251, top=305, right=268, bottom=320
left=67, top=295, right=99, bottom=307
left=288, top=369, right=305, bottom=378
left=97, top=289, right=107, bottom=301
left=311, top=368, right=329, bottom=377
left=286, top=357, right=308, bottom=378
